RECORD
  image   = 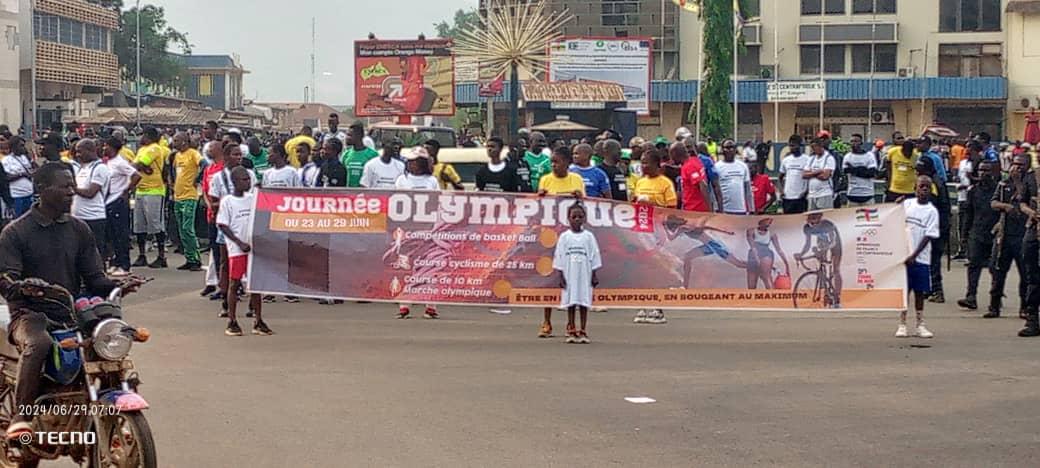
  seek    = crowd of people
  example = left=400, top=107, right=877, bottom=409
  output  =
left=1, top=114, right=1039, bottom=341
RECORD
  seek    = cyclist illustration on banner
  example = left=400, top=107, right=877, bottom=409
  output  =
left=793, top=212, right=844, bottom=309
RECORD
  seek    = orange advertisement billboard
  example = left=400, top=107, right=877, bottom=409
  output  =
left=353, top=39, right=455, bottom=117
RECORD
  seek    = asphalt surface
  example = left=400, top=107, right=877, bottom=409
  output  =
left=34, top=253, right=1040, bottom=467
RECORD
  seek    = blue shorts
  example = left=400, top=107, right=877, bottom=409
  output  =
left=701, top=239, right=730, bottom=259
left=907, top=262, right=931, bottom=294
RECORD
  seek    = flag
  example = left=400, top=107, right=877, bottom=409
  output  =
left=733, top=0, right=745, bottom=37
left=856, top=208, right=880, bottom=222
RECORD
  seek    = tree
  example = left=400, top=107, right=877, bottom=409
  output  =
left=699, top=0, right=750, bottom=140
left=434, top=9, right=480, bottom=40
left=113, top=5, right=193, bottom=94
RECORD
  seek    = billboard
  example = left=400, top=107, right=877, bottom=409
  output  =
left=249, top=189, right=909, bottom=311
left=548, top=37, right=653, bottom=115
left=354, top=39, right=455, bottom=117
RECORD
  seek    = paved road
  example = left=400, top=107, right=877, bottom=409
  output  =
left=35, top=256, right=1040, bottom=467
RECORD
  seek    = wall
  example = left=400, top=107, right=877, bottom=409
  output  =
left=0, top=0, right=19, bottom=129
left=1006, top=9, right=1040, bottom=141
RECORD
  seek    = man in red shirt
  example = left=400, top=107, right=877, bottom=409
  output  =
left=199, top=141, right=226, bottom=298
left=750, top=160, right=777, bottom=214
left=677, top=142, right=711, bottom=212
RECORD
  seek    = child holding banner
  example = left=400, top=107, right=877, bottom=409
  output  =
left=555, top=202, right=601, bottom=344
left=632, top=149, right=677, bottom=325
left=395, top=147, right=441, bottom=320
left=536, top=146, right=585, bottom=338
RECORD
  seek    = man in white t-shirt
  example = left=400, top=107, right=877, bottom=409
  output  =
left=70, top=139, right=111, bottom=255
left=953, top=144, right=978, bottom=260
left=842, top=134, right=879, bottom=207
left=103, top=137, right=141, bottom=276
left=899, top=175, right=940, bottom=339
left=261, top=147, right=301, bottom=188
left=1, top=136, right=35, bottom=217
left=778, top=135, right=810, bottom=214
left=802, top=139, right=836, bottom=211
left=714, top=139, right=752, bottom=214
left=360, top=150, right=406, bottom=189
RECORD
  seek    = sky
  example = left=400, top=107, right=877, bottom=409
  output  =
left=160, top=0, right=475, bottom=106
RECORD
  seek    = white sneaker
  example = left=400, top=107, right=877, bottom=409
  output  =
left=634, top=310, right=647, bottom=323
left=895, top=324, right=909, bottom=338
left=915, top=324, right=934, bottom=339
left=651, top=310, right=668, bottom=324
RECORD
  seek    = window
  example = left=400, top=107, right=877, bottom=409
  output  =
left=939, top=0, right=1001, bottom=32
left=738, top=46, right=761, bottom=76
left=33, top=12, right=59, bottom=43
left=801, top=0, right=845, bottom=15
left=198, top=75, right=214, bottom=97
left=58, top=18, right=83, bottom=48
left=743, top=0, right=761, bottom=17
left=800, top=45, right=846, bottom=74
left=84, top=24, right=106, bottom=51
left=938, top=43, right=1002, bottom=77
left=602, top=0, right=640, bottom=26
left=852, top=0, right=896, bottom=14
left=851, top=44, right=897, bottom=72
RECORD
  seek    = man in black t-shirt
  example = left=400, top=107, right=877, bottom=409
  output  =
left=598, top=139, right=629, bottom=202
left=1015, top=157, right=1040, bottom=336
left=475, top=137, right=522, bottom=193
left=318, top=138, right=347, bottom=187
left=956, top=160, right=998, bottom=313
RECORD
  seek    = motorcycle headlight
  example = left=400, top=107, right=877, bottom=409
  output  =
left=92, top=319, right=133, bottom=361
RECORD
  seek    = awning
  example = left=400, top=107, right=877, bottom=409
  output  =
left=922, top=123, right=959, bottom=138
left=1007, top=0, right=1040, bottom=13
left=530, top=118, right=598, bottom=132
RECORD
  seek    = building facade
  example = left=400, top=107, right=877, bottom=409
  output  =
left=461, top=0, right=1040, bottom=147
left=18, top=0, right=119, bottom=131
left=182, top=54, right=248, bottom=111
left=0, top=0, right=18, bottom=129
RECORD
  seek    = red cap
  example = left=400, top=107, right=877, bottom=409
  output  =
left=816, top=130, right=832, bottom=139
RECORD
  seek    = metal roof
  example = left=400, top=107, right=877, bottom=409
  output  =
left=455, top=77, right=1006, bottom=105
left=179, top=55, right=238, bottom=70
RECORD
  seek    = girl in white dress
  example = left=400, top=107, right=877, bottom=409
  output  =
left=553, top=202, right=602, bottom=344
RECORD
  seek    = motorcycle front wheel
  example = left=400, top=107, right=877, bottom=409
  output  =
left=90, top=411, right=156, bottom=468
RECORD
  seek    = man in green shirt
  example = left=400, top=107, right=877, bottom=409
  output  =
left=523, top=131, right=552, bottom=192
left=245, top=136, right=270, bottom=182
left=341, top=122, right=379, bottom=188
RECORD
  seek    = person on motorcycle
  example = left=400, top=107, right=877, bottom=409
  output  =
left=0, top=161, right=142, bottom=440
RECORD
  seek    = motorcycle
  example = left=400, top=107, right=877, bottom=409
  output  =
left=0, top=280, right=155, bottom=467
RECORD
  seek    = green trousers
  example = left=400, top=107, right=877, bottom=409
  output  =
left=174, top=199, right=200, bottom=264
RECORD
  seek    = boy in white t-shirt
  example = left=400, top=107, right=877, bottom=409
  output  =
left=899, top=175, right=940, bottom=339
left=217, top=166, right=273, bottom=337
left=393, top=147, right=441, bottom=319
left=261, top=145, right=300, bottom=188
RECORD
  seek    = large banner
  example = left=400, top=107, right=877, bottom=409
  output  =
left=354, top=39, right=455, bottom=117
left=548, top=37, right=652, bottom=115
left=248, top=189, right=909, bottom=311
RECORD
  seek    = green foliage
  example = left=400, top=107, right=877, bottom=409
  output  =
left=114, top=5, right=193, bottom=93
left=86, top=0, right=124, bottom=8
left=698, top=0, right=750, bottom=140
left=435, top=9, right=480, bottom=41
left=829, top=136, right=851, bottom=156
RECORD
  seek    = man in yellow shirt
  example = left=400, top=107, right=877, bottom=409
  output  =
left=131, top=127, right=169, bottom=268
left=885, top=134, right=918, bottom=202
left=170, top=132, right=204, bottom=271
left=535, top=146, right=586, bottom=339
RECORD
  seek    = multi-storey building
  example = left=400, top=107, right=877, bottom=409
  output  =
left=18, top=0, right=119, bottom=130
left=462, top=0, right=1039, bottom=147
left=0, top=0, right=19, bottom=129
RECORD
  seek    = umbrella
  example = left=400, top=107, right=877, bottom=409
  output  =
left=922, top=123, right=959, bottom=139
left=530, top=118, right=598, bottom=132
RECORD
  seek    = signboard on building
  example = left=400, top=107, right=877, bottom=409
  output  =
left=522, top=82, right=627, bottom=109
left=767, top=81, right=827, bottom=103
left=548, top=37, right=653, bottom=115
left=354, top=39, right=455, bottom=117
left=455, top=56, right=479, bottom=83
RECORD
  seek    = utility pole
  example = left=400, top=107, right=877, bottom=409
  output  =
left=135, top=0, right=141, bottom=132
left=29, top=0, right=37, bottom=137
left=311, top=17, right=316, bottom=103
